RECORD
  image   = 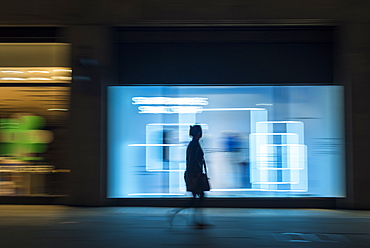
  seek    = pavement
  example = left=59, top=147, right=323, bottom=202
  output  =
left=1, top=205, right=370, bottom=248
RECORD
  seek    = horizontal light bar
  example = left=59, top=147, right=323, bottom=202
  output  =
left=202, top=108, right=265, bottom=111
left=147, top=123, right=208, bottom=126
left=0, top=77, right=26, bottom=80
left=27, top=77, right=51, bottom=81
left=53, top=69, right=72, bottom=73
left=256, top=167, right=304, bottom=170
left=260, top=144, right=305, bottom=146
left=210, top=188, right=259, bottom=191
left=253, top=182, right=299, bottom=184
left=128, top=144, right=184, bottom=147
left=251, top=133, right=297, bottom=135
left=47, top=108, right=69, bottom=111
left=27, top=70, right=50, bottom=73
left=128, top=193, right=185, bottom=196
left=0, top=70, right=23, bottom=74
left=0, top=165, right=54, bottom=173
left=256, top=103, right=273, bottom=106
left=257, top=121, right=302, bottom=124
left=209, top=188, right=306, bottom=192
left=128, top=190, right=307, bottom=194
left=132, top=97, right=208, bottom=105
left=138, top=107, right=267, bottom=114
left=138, top=106, right=203, bottom=114
left=0, top=67, right=72, bottom=83
left=259, top=189, right=307, bottom=192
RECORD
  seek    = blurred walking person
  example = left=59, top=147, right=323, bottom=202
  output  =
left=169, top=125, right=211, bottom=228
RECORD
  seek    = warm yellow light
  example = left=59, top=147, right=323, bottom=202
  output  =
left=53, top=69, right=72, bottom=73
left=52, top=76, right=72, bottom=81
left=0, top=77, right=26, bottom=80
left=27, top=77, right=52, bottom=81
left=27, top=70, right=50, bottom=73
left=0, top=70, right=23, bottom=74
left=0, top=67, right=72, bottom=83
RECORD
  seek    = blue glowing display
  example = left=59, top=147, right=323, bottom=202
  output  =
left=108, top=86, right=345, bottom=198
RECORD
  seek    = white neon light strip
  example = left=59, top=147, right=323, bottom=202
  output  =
left=257, top=121, right=302, bottom=124
left=202, top=108, right=265, bottom=111
left=137, top=107, right=267, bottom=114
left=251, top=133, right=297, bottom=135
left=256, top=103, right=273, bottom=106
left=253, top=182, right=299, bottom=184
left=210, top=188, right=260, bottom=191
left=260, top=144, right=305, bottom=147
left=208, top=188, right=306, bottom=192
left=128, top=189, right=307, bottom=194
left=211, top=189, right=307, bottom=192
left=132, top=97, right=208, bottom=105
left=147, top=123, right=208, bottom=126
left=146, top=169, right=185, bottom=172
left=257, top=167, right=304, bottom=170
left=128, top=193, right=185, bottom=196
left=128, top=144, right=184, bottom=147
left=138, top=106, right=203, bottom=114
left=259, top=189, right=307, bottom=192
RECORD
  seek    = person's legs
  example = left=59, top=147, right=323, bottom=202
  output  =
left=169, top=192, right=197, bottom=226
left=192, top=191, right=205, bottom=225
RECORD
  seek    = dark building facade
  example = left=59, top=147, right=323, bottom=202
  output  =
left=0, top=0, right=369, bottom=209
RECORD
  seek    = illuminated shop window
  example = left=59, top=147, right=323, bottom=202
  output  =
left=108, top=86, right=345, bottom=198
left=0, top=43, right=70, bottom=196
left=0, top=67, right=71, bottom=82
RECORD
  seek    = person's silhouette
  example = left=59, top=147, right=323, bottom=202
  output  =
left=169, top=125, right=210, bottom=228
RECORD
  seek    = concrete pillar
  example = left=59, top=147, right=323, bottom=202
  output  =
left=67, top=25, right=112, bottom=206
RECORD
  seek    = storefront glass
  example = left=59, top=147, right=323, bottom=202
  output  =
left=108, top=85, right=345, bottom=198
left=0, top=43, right=71, bottom=196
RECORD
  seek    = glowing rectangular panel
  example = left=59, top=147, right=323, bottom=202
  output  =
left=108, top=86, right=345, bottom=198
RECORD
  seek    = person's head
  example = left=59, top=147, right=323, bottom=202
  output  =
left=189, top=125, right=202, bottom=139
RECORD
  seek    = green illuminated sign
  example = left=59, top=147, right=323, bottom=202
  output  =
left=0, top=115, right=53, bottom=161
